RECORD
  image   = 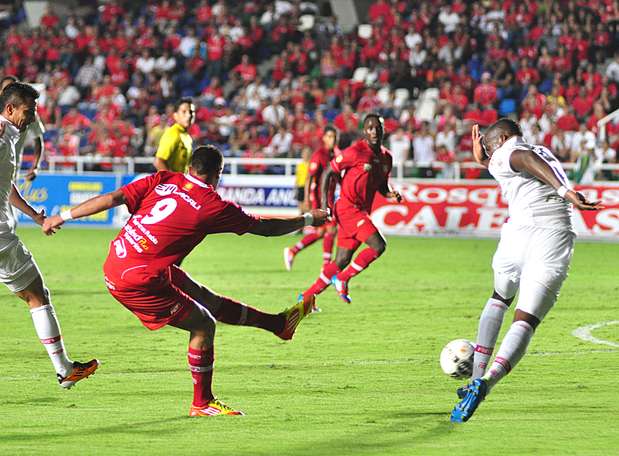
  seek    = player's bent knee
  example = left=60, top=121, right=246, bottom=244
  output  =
left=492, top=290, right=515, bottom=306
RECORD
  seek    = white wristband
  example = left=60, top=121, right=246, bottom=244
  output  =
left=60, top=209, right=73, bottom=221
left=303, top=212, right=314, bottom=226
left=556, top=186, right=569, bottom=198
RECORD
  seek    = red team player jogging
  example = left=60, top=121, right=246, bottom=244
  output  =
left=300, top=114, right=402, bottom=304
left=43, top=145, right=328, bottom=417
left=284, top=125, right=341, bottom=274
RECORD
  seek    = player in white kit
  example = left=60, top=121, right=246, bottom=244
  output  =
left=0, top=82, right=98, bottom=388
left=0, top=76, right=45, bottom=181
left=451, top=119, right=602, bottom=423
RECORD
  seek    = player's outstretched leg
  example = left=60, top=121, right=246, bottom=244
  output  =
left=276, top=294, right=315, bottom=340
left=284, top=229, right=323, bottom=271
left=333, top=246, right=381, bottom=303
left=18, top=276, right=99, bottom=388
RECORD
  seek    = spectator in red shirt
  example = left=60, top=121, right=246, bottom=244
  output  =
left=231, top=55, right=257, bottom=83
left=572, top=86, right=594, bottom=120
left=474, top=72, right=497, bottom=107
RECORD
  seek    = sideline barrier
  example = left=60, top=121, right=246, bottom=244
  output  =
left=372, top=180, right=619, bottom=240
left=15, top=174, right=619, bottom=240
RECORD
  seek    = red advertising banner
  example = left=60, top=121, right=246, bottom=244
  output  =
left=371, top=180, right=619, bottom=239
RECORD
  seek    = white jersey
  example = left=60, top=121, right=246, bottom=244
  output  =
left=0, top=115, right=20, bottom=243
left=488, top=136, right=573, bottom=232
left=13, top=113, right=44, bottom=180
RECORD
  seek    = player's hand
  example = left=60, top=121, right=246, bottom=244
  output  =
left=25, top=168, right=38, bottom=181
left=564, top=190, right=604, bottom=211
left=42, top=214, right=64, bottom=235
left=387, top=191, right=402, bottom=202
left=471, top=124, right=488, bottom=166
left=309, top=208, right=329, bottom=226
left=32, top=208, right=46, bottom=226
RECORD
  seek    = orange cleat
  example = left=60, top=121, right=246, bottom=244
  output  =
left=58, top=359, right=100, bottom=389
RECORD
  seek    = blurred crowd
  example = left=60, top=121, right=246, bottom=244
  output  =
left=1, top=0, right=618, bottom=180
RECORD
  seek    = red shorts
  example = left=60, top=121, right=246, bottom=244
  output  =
left=103, top=259, right=195, bottom=330
left=334, top=203, right=378, bottom=250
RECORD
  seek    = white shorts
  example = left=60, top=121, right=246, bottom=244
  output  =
left=0, top=236, right=41, bottom=293
left=492, top=224, right=575, bottom=320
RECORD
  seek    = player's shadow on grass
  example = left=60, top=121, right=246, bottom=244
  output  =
left=0, top=396, right=60, bottom=406
left=0, top=416, right=188, bottom=443
left=275, top=411, right=455, bottom=456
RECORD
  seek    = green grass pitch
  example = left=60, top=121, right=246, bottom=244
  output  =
left=1, top=227, right=617, bottom=455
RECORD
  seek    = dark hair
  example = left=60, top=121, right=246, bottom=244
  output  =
left=191, top=145, right=223, bottom=175
left=324, top=124, right=338, bottom=137
left=0, top=82, right=39, bottom=112
left=363, top=113, right=384, bottom=127
left=0, top=75, right=18, bottom=88
left=485, top=118, right=522, bottom=142
left=174, top=97, right=194, bottom=112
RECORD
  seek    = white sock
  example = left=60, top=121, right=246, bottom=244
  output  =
left=472, top=298, right=509, bottom=378
left=30, top=304, right=73, bottom=377
left=483, top=320, right=535, bottom=389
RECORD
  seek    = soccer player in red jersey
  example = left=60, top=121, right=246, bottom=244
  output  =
left=300, top=114, right=402, bottom=304
left=283, top=125, right=340, bottom=271
left=42, top=145, right=328, bottom=417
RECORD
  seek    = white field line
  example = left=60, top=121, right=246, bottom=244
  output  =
left=572, top=320, right=619, bottom=348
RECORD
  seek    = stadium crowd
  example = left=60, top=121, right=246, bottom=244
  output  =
left=1, top=0, right=618, bottom=180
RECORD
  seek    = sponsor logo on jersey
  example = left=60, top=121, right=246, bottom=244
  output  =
left=113, top=238, right=127, bottom=258
left=155, top=183, right=177, bottom=196
left=182, top=182, right=194, bottom=191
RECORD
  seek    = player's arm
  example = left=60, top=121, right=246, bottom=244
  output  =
left=510, top=149, right=603, bottom=210
left=471, top=124, right=489, bottom=168
left=9, top=184, right=45, bottom=226
left=320, top=164, right=338, bottom=210
left=42, top=189, right=127, bottom=235
left=248, top=209, right=329, bottom=236
left=26, top=116, right=46, bottom=181
left=378, top=181, right=402, bottom=202
left=154, top=129, right=174, bottom=171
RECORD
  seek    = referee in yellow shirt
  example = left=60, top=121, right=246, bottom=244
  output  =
left=154, top=98, right=196, bottom=172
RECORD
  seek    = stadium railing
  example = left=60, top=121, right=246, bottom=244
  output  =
left=43, top=155, right=619, bottom=180
left=597, top=107, right=619, bottom=143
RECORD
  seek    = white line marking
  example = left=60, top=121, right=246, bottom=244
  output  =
left=572, top=320, right=619, bottom=348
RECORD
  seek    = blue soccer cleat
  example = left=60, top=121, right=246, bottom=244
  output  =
left=456, top=385, right=468, bottom=399
left=450, top=378, right=488, bottom=423
left=331, top=275, right=352, bottom=303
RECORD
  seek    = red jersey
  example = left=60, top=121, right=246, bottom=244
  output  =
left=308, top=146, right=341, bottom=209
left=107, top=172, right=258, bottom=274
left=330, top=140, right=392, bottom=213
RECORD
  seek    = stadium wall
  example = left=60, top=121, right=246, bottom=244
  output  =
left=15, top=174, right=619, bottom=241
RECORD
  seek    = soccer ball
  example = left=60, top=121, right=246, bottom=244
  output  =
left=440, top=339, right=475, bottom=379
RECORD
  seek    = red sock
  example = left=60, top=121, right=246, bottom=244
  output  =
left=213, top=296, right=282, bottom=334
left=188, top=346, right=214, bottom=407
left=291, top=231, right=322, bottom=254
left=303, top=262, right=340, bottom=299
left=337, top=247, right=380, bottom=282
left=322, top=232, right=335, bottom=264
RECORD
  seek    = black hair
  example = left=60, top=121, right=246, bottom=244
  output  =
left=174, top=98, right=194, bottom=112
left=0, top=75, right=18, bottom=88
left=0, top=82, right=39, bottom=112
left=363, top=113, right=384, bottom=126
left=324, top=124, right=338, bottom=137
left=485, top=118, right=522, bottom=143
left=191, top=145, right=223, bottom=175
